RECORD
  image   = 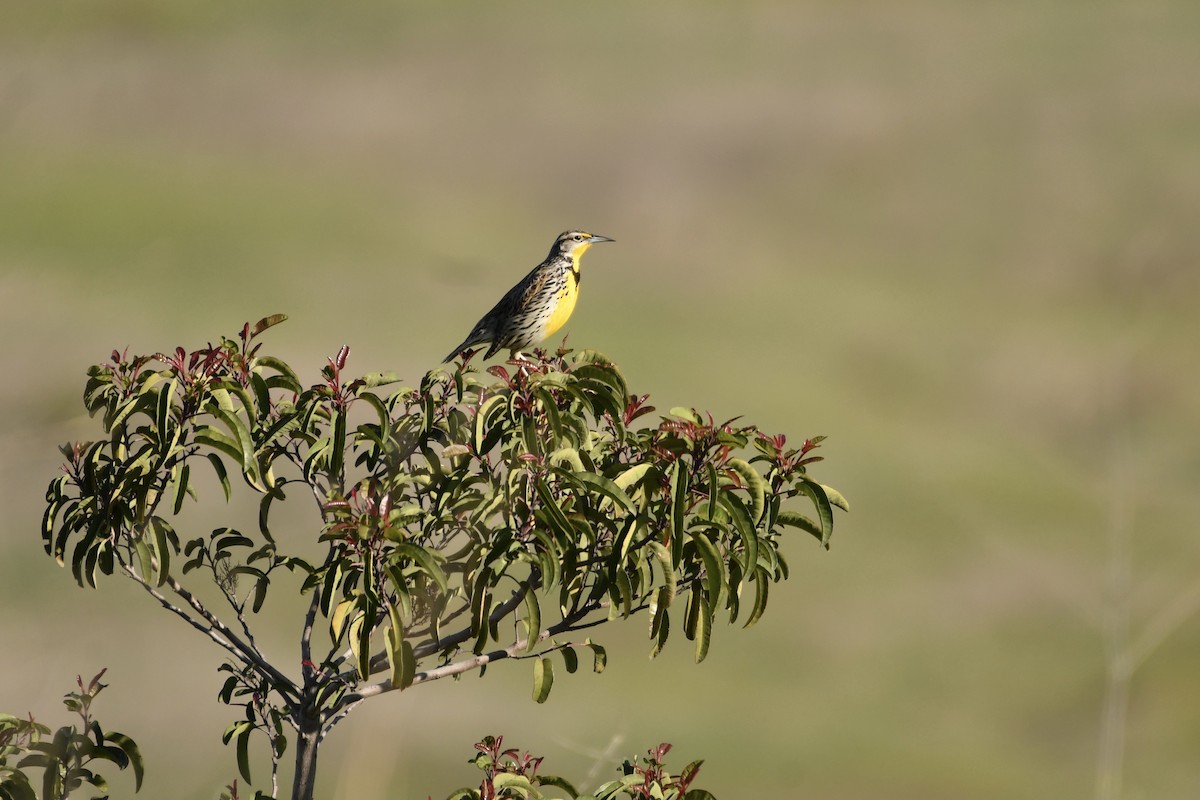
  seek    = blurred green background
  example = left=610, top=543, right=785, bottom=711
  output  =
left=3, top=2, right=1200, bottom=798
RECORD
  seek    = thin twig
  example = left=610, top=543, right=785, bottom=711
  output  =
left=342, top=601, right=636, bottom=702
left=120, top=565, right=245, bottom=666
left=161, top=573, right=301, bottom=701
left=330, top=569, right=545, bottom=684
left=301, top=550, right=339, bottom=687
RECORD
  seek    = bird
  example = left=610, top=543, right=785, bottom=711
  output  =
left=443, top=230, right=614, bottom=362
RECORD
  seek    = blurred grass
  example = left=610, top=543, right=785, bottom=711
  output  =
left=3, top=1, right=1200, bottom=798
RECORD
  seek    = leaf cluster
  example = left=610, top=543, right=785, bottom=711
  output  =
left=40, top=318, right=846, bottom=796
left=443, top=737, right=712, bottom=800
left=0, top=671, right=143, bottom=800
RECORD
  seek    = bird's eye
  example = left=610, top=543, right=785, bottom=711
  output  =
left=573, top=234, right=583, bottom=241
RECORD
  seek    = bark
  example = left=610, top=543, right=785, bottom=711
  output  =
left=291, top=713, right=321, bottom=800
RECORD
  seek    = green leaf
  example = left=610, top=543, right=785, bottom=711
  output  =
left=256, top=355, right=302, bottom=393
left=208, top=405, right=256, bottom=473
left=719, top=492, right=758, bottom=581
left=473, top=394, right=508, bottom=455
left=149, top=516, right=174, bottom=586
left=236, top=726, right=253, bottom=784
left=258, top=487, right=283, bottom=544
left=797, top=479, right=835, bottom=547
left=559, top=646, right=579, bottom=674
left=330, top=599, right=355, bottom=643
left=744, top=568, right=769, bottom=628
left=536, top=775, right=580, bottom=796
left=492, top=774, right=538, bottom=795
left=534, top=385, right=563, bottom=444
left=533, top=479, right=573, bottom=557
left=649, top=541, right=676, bottom=605
left=195, top=426, right=243, bottom=464
left=667, top=407, right=701, bottom=423
left=329, top=409, right=347, bottom=479
left=249, top=372, right=271, bottom=420
left=670, top=461, right=689, bottom=564
left=585, top=640, right=606, bottom=674
left=205, top=453, right=232, bottom=502
left=171, top=463, right=190, bottom=515
left=133, top=539, right=153, bottom=584
left=726, top=457, right=766, bottom=525
left=362, top=371, right=402, bottom=388
left=533, top=657, right=554, bottom=703
left=612, top=462, right=653, bottom=493
left=391, top=543, right=449, bottom=595
left=649, top=587, right=671, bottom=658
left=822, top=483, right=850, bottom=512
left=319, top=561, right=344, bottom=618
left=251, top=575, right=269, bottom=613
left=385, top=602, right=415, bottom=690
left=689, top=531, right=724, bottom=608
left=547, top=446, right=585, bottom=473
left=573, top=471, right=636, bottom=516
left=358, top=391, right=390, bottom=431
left=775, top=510, right=822, bottom=543
left=103, top=732, right=144, bottom=791
left=706, top=462, right=719, bottom=521
left=522, top=587, right=542, bottom=654
left=694, top=591, right=712, bottom=663
left=683, top=579, right=700, bottom=641
left=251, top=313, right=288, bottom=337
left=399, top=640, right=416, bottom=690
left=155, top=378, right=176, bottom=440
left=349, top=603, right=372, bottom=680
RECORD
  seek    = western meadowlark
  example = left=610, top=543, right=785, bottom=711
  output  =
left=443, top=230, right=614, bottom=362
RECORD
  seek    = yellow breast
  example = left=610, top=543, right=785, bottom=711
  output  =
left=543, top=268, right=579, bottom=337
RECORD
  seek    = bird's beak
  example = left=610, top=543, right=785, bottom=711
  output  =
left=589, top=234, right=614, bottom=244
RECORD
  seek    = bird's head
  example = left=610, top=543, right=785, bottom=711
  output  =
left=554, top=230, right=614, bottom=262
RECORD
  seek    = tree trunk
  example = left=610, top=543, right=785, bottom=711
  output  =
left=291, top=714, right=321, bottom=800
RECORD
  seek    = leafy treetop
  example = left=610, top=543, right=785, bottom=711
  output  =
left=42, top=316, right=846, bottom=800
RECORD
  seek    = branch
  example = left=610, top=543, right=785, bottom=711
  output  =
left=405, top=597, right=470, bottom=641
left=121, top=564, right=256, bottom=671
left=413, top=569, right=543, bottom=660
left=301, top=550, right=339, bottom=687
left=127, top=567, right=301, bottom=702
left=207, top=546, right=263, bottom=655
left=340, top=601, right=632, bottom=704
left=328, top=569, right=544, bottom=684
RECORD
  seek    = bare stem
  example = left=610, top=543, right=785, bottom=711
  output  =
left=121, top=564, right=246, bottom=664
left=340, top=601, right=633, bottom=704
left=158, top=571, right=300, bottom=702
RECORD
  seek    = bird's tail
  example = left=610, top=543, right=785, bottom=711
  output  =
left=443, top=336, right=483, bottom=363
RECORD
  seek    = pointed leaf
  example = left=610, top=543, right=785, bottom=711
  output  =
left=573, top=471, right=636, bottom=515
left=533, top=657, right=554, bottom=703
left=251, top=313, right=288, bottom=337
left=796, top=479, right=835, bottom=547
left=581, top=640, right=606, bottom=674
left=726, top=457, right=765, bottom=525
left=775, top=510, right=822, bottom=543
left=613, top=462, right=653, bottom=493
left=522, top=587, right=542, bottom=654
left=822, top=483, right=850, bottom=512
left=744, top=568, right=770, bottom=628
left=689, top=531, right=724, bottom=608
left=694, top=591, right=712, bottom=663
left=205, top=452, right=232, bottom=502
